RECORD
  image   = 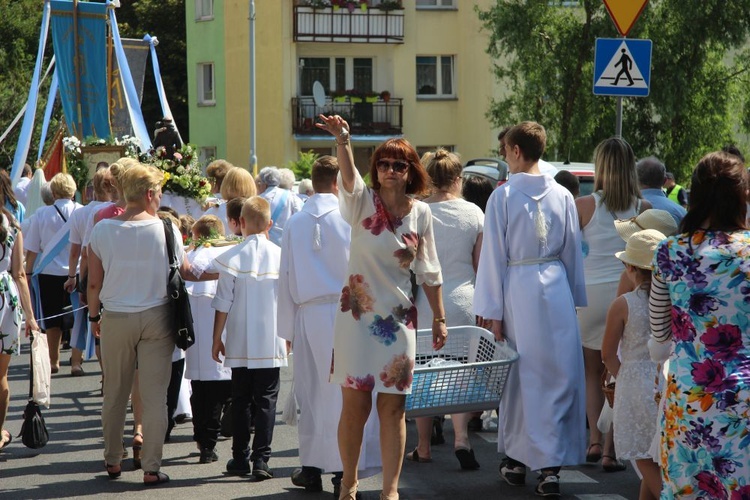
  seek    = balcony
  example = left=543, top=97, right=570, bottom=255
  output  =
left=292, top=96, right=403, bottom=136
left=293, top=4, right=405, bottom=44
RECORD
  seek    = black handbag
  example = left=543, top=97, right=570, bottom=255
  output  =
left=162, top=218, right=196, bottom=350
left=19, top=333, right=50, bottom=449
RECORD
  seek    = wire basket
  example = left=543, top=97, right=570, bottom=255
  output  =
left=405, top=326, right=519, bottom=418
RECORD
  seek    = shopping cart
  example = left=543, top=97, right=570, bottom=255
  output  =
left=405, top=325, right=518, bottom=418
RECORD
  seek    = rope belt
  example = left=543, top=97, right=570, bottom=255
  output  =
left=507, top=257, right=560, bottom=267
left=298, top=294, right=340, bottom=309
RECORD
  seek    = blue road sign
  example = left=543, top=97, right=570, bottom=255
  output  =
left=593, top=38, right=652, bottom=97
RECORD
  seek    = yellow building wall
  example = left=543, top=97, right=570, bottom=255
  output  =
left=216, top=0, right=502, bottom=170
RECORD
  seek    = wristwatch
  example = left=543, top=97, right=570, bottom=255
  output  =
left=336, top=128, right=350, bottom=145
left=88, top=314, right=101, bottom=322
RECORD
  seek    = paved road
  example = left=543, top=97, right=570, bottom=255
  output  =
left=1, top=346, right=640, bottom=499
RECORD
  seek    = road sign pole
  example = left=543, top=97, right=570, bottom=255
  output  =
left=615, top=97, right=623, bottom=138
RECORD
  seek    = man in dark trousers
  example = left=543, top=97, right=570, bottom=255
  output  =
left=153, top=117, right=182, bottom=160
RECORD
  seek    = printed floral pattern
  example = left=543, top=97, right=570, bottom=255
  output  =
left=0, top=227, right=20, bottom=356
left=343, top=374, right=375, bottom=391
left=340, top=274, right=375, bottom=320
left=368, top=314, right=400, bottom=346
left=379, top=353, right=414, bottom=392
left=362, top=193, right=403, bottom=236
left=393, top=232, right=419, bottom=268
left=654, top=230, right=750, bottom=499
left=392, top=304, right=417, bottom=330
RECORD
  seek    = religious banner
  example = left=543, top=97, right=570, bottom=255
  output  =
left=50, top=0, right=110, bottom=139
left=110, top=38, right=150, bottom=139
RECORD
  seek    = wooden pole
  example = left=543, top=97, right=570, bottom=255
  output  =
left=73, top=0, right=83, bottom=138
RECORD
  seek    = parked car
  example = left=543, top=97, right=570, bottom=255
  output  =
left=461, top=158, right=509, bottom=187
left=549, top=161, right=595, bottom=197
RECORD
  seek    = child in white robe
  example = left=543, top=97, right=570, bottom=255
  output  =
left=211, top=197, right=287, bottom=480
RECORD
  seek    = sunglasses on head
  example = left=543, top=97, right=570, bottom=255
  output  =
left=376, top=159, right=410, bottom=174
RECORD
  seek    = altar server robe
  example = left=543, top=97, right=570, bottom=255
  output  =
left=474, top=172, right=587, bottom=471
left=278, top=193, right=381, bottom=475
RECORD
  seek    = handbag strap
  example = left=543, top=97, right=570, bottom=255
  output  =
left=53, top=204, right=67, bottom=223
left=162, top=218, right=178, bottom=270
left=28, top=331, right=35, bottom=400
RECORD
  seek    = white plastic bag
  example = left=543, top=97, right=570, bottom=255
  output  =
left=31, top=331, right=51, bottom=408
left=597, top=401, right=612, bottom=434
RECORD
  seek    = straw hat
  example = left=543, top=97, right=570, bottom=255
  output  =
left=614, top=209, right=678, bottom=241
left=615, top=229, right=666, bottom=270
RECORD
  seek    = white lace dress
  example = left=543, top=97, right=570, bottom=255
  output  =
left=612, top=289, right=659, bottom=460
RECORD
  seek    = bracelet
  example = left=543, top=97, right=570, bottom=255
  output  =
left=88, top=314, right=101, bottom=322
left=68, top=275, right=76, bottom=279
left=433, top=317, right=446, bottom=324
left=336, top=140, right=350, bottom=146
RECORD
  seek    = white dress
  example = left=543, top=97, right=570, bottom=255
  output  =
left=416, top=198, right=483, bottom=328
left=331, top=170, right=442, bottom=394
left=474, top=172, right=587, bottom=471
left=0, top=216, right=21, bottom=355
left=277, top=193, right=381, bottom=475
left=612, top=289, right=659, bottom=460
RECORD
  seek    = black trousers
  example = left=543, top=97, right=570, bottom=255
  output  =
left=166, top=358, right=185, bottom=439
left=231, top=367, right=280, bottom=463
left=190, top=379, right=232, bottom=450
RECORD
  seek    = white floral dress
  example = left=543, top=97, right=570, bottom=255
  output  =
left=331, top=171, right=442, bottom=394
left=0, top=216, right=22, bottom=355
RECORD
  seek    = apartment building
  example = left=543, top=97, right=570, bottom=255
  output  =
left=186, top=0, right=502, bottom=172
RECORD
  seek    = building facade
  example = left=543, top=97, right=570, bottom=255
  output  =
left=186, top=0, right=502, bottom=173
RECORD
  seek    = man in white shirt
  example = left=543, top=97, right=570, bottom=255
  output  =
left=258, top=166, right=303, bottom=246
left=13, top=163, right=33, bottom=206
left=278, top=156, right=380, bottom=497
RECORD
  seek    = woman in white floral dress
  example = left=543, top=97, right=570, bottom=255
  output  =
left=317, top=115, right=447, bottom=500
left=0, top=209, right=40, bottom=450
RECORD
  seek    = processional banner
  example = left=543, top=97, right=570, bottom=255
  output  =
left=110, top=38, right=149, bottom=138
left=50, top=0, right=110, bottom=139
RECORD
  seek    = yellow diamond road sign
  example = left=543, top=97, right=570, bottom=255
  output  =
left=603, top=0, right=648, bottom=37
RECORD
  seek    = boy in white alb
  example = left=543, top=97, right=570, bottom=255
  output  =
left=211, top=197, right=287, bottom=480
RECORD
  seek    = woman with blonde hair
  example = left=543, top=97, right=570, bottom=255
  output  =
left=87, top=163, right=202, bottom=485
left=409, top=148, right=484, bottom=470
left=204, top=167, right=257, bottom=235
left=24, top=172, right=83, bottom=375
left=574, top=137, right=651, bottom=471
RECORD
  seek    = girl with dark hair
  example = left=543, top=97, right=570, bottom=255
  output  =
left=317, top=115, right=446, bottom=500
left=649, top=152, right=750, bottom=498
left=0, top=170, right=25, bottom=223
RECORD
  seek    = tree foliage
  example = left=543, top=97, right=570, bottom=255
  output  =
left=477, top=0, right=750, bottom=183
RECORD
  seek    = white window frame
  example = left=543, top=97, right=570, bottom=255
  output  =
left=298, top=56, right=375, bottom=96
left=416, top=55, right=455, bottom=99
left=195, top=0, right=214, bottom=21
left=415, top=0, right=456, bottom=9
left=197, top=62, right=216, bottom=106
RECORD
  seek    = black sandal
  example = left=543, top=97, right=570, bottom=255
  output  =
left=585, top=442, right=602, bottom=463
left=105, top=463, right=121, bottom=479
left=602, top=455, right=627, bottom=472
left=143, top=471, right=170, bottom=486
left=454, top=448, right=480, bottom=470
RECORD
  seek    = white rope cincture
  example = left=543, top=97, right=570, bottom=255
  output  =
left=35, top=305, right=87, bottom=322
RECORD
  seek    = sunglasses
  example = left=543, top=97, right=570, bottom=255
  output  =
left=376, top=159, right=410, bottom=174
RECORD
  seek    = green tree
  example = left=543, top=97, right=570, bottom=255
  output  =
left=477, top=0, right=750, bottom=182
left=0, top=0, right=51, bottom=167
left=286, top=150, right=319, bottom=179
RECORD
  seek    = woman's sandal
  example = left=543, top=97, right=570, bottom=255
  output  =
left=338, top=480, right=358, bottom=500
left=585, top=442, right=602, bottom=463
left=143, top=471, right=170, bottom=486
left=602, top=455, right=627, bottom=472
left=0, top=429, right=13, bottom=451
left=405, top=448, right=432, bottom=463
left=454, top=447, right=480, bottom=470
left=133, top=432, right=144, bottom=469
left=105, top=462, right=122, bottom=479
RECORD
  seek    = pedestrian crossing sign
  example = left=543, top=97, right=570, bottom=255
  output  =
left=593, top=38, right=652, bottom=97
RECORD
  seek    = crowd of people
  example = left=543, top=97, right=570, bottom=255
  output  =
left=0, top=115, right=747, bottom=500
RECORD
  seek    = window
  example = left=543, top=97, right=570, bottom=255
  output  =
left=197, top=63, right=215, bottom=105
left=195, top=0, right=214, bottom=21
left=298, top=57, right=374, bottom=96
left=416, top=56, right=454, bottom=97
left=199, top=146, right=217, bottom=164
left=416, top=0, right=455, bottom=8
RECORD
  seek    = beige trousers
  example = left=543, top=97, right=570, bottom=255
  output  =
left=100, top=304, right=173, bottom=472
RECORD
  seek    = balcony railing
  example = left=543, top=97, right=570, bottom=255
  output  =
left=292, top=96, right=403, bottom=136
left=293, top=5, right=404, bottom=44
